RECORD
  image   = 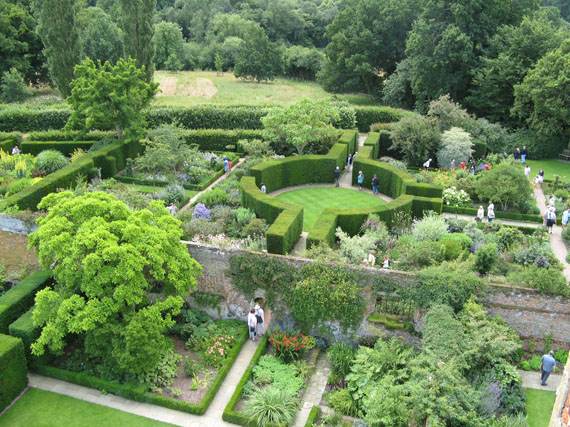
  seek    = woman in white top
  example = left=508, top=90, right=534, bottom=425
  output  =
left=477, top=206, right=484, bottom=221
left=254, top=304, right=265, bottom=336
left=487, top=202, right=495, bottom=222
left=247, top=309, right=257, bottom=341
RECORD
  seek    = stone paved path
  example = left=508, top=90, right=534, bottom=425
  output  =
left=441, top=212, right=541, bottom=229
left=27, top=338, right=260, bottom=427
left=518, top=369, right=562, bottom=392
left=180, top=158, right=246, bottom=212
left=293, top=354, right=332, bottom=427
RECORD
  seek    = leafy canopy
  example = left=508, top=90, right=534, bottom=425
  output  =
left=436, top=127, right=473, bottom=168
left=476, top=162, right=533, bottom=210
left=29, top=192, right=202, bottom=376
left=65, top=57, right=158, bottom=139
left=390, top=115, right=441, bottom=167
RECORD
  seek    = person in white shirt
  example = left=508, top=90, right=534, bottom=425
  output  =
left=487, top=202, right=495, bottom=222
left=260, top=183, right=267, bottom=194
left=477, top=206, right=484, bottom=221
left=247, top=308, right=257, bottom=341
left=524, top=165, right=531, bottom=179
left=546, top=207, right=557, bottom=234
left=254, top=304, right=265, bottom=336
left=423, top=158, right=432, bottom=169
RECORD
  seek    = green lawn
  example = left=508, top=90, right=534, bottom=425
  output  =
left=525, top=388, right=556, bottom=427
left=275, top=187, right=386, bottom=232
left=153, top=71, right=376, bottom=107
left=525, top=159, right=570, bottom=181
left=0, top=388, right=174, bottom=427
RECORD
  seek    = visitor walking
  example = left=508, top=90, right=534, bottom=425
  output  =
left=470, top=163, right=476, bottom=176
left=347, top=154, right=352, bottom=171
left=224, top=158, right=230, bottom=174
left=11, top=145, right=20, bottom=155
left=487, top=202, right=495, bottom=223
left=549, top=195, right=556, bottom=209
left=450, top=159, right=456, bottom=170
left=533, top=175, right=541, bottom=188
left=372, top=174, right=379, bottom=195
left=334, top=166, right=341, bottom=187
left=382, top=254, right=390, bottom=269
left=521, top=146, right=528, bottom=164
left=524, top=165, right=531, bottom=179
left=254, top=304, right=265, bottom=336
left=365, top=250, right=376, bottom=266
left=540, top=350, right=557, bottom=386
left=423, top=158, right=432, bottom=169
left=539, top=168, right=545, bottom=183
left=260, top=183, right=267, bottom=194
left=546, top=207, right=556, bottom=234
left=357, top=171, right=364, bottom=190
left=460, top=160, right=466, bottom=170
left=514, top=148, right=521, bottom=161
left=562, top=208, right=570, bottom=231
left=247, top=308, right=257, bottom=341
left=477, top=206, right=485, bottom=221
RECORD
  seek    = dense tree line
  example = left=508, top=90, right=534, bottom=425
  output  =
left=1, top=0, right=569, bottom=148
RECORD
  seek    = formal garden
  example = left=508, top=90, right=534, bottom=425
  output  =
left=1, top=1, right=570, bottom=425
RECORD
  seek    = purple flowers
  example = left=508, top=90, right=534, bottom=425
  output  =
left=192, top=203, right=211, bottom=221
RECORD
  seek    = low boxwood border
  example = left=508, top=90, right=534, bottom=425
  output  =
left=34, top=322, right=249, bottom=415
left=222, top=334, right=269, bottom=425
left=442, top=205, right=543, bottom=223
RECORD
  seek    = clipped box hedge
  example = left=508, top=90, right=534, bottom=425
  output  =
left=337, top=129, right=358, bottom=155
left=377, top=130, right=404, bottom=159
left=0, top=107, right=70, bottom=132
left=354, top=107, right=415, bottom=132
left=0, top=270, right=51, bottom=334
left=183, top=129, right=264, bottom=152
left=21, top=141, right=95, bottom=156
left=351, top=157, right=409, bottom=199
left=0, top=334, right=28, bottom=412
left=306, top=210, right=338, bottom=249
left=362, top=132, right=380, bottom=159
left=267, top=207, right=303, bottom=255
left=442, top=205, right=543, bottom=223
left=222, top=334, right=269, bottom=425
left=36, top=323, right=249, bottom=415
left=28, top=130, right=115, bottom=141
left=0, top=139, right=17, bottom=153
left=8, top=307, right=53, bottom=368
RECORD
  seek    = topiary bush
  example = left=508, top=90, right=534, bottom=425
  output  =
left=36, top=150, right=69, bottom=175
left=474, top=244, right=498, bottom=275
left=158, top=183, right=185, bottom=205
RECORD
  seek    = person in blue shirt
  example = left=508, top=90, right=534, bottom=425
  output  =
left=562, top=208, right=570, bottom=231
left=540, top=350, right=557, bottom=386
left=357, top=171, right=364, bottom=190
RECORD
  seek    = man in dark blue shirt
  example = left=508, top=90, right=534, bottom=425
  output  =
left=540, top=351, right=557, bottom=386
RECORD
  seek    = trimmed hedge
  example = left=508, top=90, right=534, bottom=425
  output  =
left=363, top=132, right=380, bottom=159
left=35, top=322, right=249, bottom=415
left=21, top=141, right=94, bottom=156
left=351, top=158, right=408, bottom=199
left=183, top=129, right=263, bottom=152
left=28, top=130, right=115, bottom=141
left=306, top=210, right=338, bottom=249
left=404, top=181, right=444, bottom=198
left=0, top=334, right=28, bottom=412
left=0, top=139, right=17, bottom=153
left=0, top=270, right=51, bottom=334
left=354, top=107, right=415, bottom=132
left=442, top=205, right=543, bottom=223
left=411, top=196, right=444, bottom=218
left=0, top=105, right=407, bottom=132
left=1, top=139, right=142, bottom=211
left=377, top=130, right=403, bottom=159
left=0, top=131, right=22, bottom=142
left=337, top=129, right=358, bottom=155
left=8, top=307, right=53, bottom=369
left=222, top=334, right=269, bottom=425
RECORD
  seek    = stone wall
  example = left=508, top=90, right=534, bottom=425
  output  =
left=184, top=241, right=570, bottom=349
left=0, top=213, right=37, bottom=235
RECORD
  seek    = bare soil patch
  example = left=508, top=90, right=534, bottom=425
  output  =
left=180, top=78, right=218, bottom=99
left=157, top=77, right=178, bottom=96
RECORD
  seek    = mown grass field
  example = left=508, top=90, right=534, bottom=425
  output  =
left=525, top=388, right=556, bottom=427
left=0, top=389, right=174, bottom=427
left=275, top=187, right=386, bottom=232
left=525, top=159, right=570, bottom=181
left=153, top=71, right=377, bottom=107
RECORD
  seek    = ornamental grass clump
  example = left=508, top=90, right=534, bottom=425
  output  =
left=242, top=386, right=298, bottom=427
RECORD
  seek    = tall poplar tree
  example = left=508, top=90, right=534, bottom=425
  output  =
left=118, top=0, right=156, bottom=82
left=32, top=0, right=81, bottom=97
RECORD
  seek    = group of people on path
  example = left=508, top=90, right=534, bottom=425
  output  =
left=247, top=303, right=265, bottom=341
left=476, top=202, right=495, bottom=223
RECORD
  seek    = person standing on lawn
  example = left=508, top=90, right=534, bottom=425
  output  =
left=254, top=303, right=265, bottom=336
left=524, top=165, right=531, bottom=179
left=247, top=308, right=257, bottom=341
left=540, top=350, right=557, bottom=386
left=372, top=174, right=379, bottom=195
left=539, top=168, right=545, bottom=183
left=347, top=153, right=352, bottom=171
left=357, top=171, right=364, bottom=190
left=334, top=166, right=341, bottom=187
left=487, top=202, right=495, bottom=222
left=521, top=146, right=527, bottom=164
left=514, top=148, right=521, bottom=161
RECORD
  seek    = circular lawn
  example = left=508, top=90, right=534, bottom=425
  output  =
left=275, top=187, right=386, bottom=232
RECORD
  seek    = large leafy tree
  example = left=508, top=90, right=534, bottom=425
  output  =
left=318, top=0, right=418, bottom=95
left=467, top=9, right=569, bottom=125
left=0, top=0, right=47, bottom=85
left=390, top=115, right=441, bottom=167
left=32, top=0, right=81, bottom=97
left=261, top=98, right=341, bottom=155
left=118, top=0, right=156, bottom=82
left=65, top=57, right=158, bottom=139
left=77, top=7, right=124, bottom=65
left=512, top=38, right=570, bottom=146
left=233, top=23, right=282, bottom=83
left=153, top=21, right=185, bottom=69
left=29, top=192, right=201, bottom=376
left=476, top=162, right=533, bottom=210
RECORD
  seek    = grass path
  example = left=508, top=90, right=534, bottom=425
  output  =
left=0, top=388, right=174, bottom=427
left=276, top=187, right=386, bottom=232
left=525, top=388, right=556, bottom=427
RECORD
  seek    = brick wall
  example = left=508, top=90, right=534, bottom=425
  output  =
left=185, top=241, right=570, bottom=348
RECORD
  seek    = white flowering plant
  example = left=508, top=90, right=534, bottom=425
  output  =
left=443, top=186, right=472, bottom=207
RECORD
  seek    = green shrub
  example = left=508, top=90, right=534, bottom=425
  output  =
left=22, top=141, right=95, bottom=156
left=474, top=244, right=498, bottom=275
left=399, top=241, right=443, bottom=270
left=242, top=385, right=298, bottom=427
left=0, top=334, right=28, bottom=412
left=440, top=233, right=472, bottom=250
left=520, top=360, right=531, bottom=371
left=412, top=212, right=448, bottom=242
left=507, top=266, right=568, bottom=297
left=1, top=68, right=30, bottom=103
left=158, top=183, right=185, bottom=205
left=328, top=388, right=360, bottom=417
left=554, top=349, right=568, bottom=365
left=363, top=132, right=380, bottom=158
left=495, top=227, right=524, bottom=251
left=328, top=342, right=356, bottom=378
left=0, top=270, right=51, bottom=333
left=529, top=355, right=542, bottom=371
left=36, top=150, right=69, bottom=174
left=183, top=358, right=197, bottom=377
left=440, top=239, right=463, bottom=261
left=563, top=226, right=570, bottom=244
left=196, top=188, right=229, bottom=207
